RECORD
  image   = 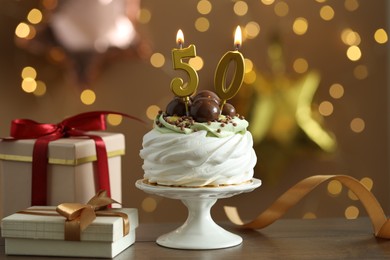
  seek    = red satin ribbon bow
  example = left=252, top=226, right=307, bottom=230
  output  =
left=8, top=111, right=143, bottom=206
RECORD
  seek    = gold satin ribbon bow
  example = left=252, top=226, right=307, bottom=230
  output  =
left=56, top=190, right=130, bottom=241
left=225, top=175, right=390, bottom=239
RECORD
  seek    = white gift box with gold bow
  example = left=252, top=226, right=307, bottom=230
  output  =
left=0, top=132, right=125, bottom=218
left=1, top=207, right=138, bottom=258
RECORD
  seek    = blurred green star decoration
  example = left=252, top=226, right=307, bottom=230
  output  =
left=234, top=35, right=337, bottom=183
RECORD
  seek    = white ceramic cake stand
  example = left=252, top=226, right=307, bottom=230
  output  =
left=135, top=178, right=261, bottom=250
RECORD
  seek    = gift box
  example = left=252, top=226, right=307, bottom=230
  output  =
left=0, top=131, right=125, bottom=218
left=1, top=207, right=138, bottom=258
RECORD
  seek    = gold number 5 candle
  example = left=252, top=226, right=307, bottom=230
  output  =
left=214, top=26, right=245, bottom=110
left=171, top=29, right=199, bottom=115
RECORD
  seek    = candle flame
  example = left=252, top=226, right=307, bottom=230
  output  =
left=234, top=26, right=242, bottom=49
left=176, top=29, right=184, bottom=47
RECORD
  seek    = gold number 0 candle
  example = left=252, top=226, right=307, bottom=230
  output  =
left=214, top=26, right=245, bottom=110
left=171, top=29, right=199, bottom=115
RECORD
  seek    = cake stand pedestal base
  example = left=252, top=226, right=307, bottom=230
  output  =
left=156, top=198, right=242, bottom=249
left=135, top=179, right=261, bottom=250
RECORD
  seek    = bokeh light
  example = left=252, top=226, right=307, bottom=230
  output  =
left=15, top=23, right=30, bottom=38
left=21, top=66, right=37, bottom=79
left=195, top=17, right=210, bottom=32
left=245, top=21, right=260, bottom=39
left=80, top=89, right=96, bottom=105
left=33, top=80, right=47, bottom=96
left=261, top=0, right=275, bottom=5
left=141, top=197, right=157, bottom=212
left=302, top=212, right=317, bottom=219
left=293, top=58, right=308, bottom=73
left=327, top=180, right=342, bottom=196
left=345, top=205, right=359, bottom=219
left=150, top=53, right=165, bottom=68
left=107, top=114, right=123, bottom=126
left=233, top=1, right=248, bottom=16
left=350, top=117, right=365, bottom=133
left=27, top=8, right=43, bottom=24
left=188, top=56, right=204, bottom=71
left=138, top=8, right=151, bottom=24
left=197, top=0, right=212, bottom=15
left=346, top=45, right=362, bottom=61
left=274, top=1, right=289, bottom=17
left=244, top=70, right=256, bottom=84
left=21, top=77, right=37, bottom=93
left=320, top=5, right=335, bottom=21
left=293, top=17, right=308, bottom=35
left=344, top=0, right=359, bottom=12
left=329, top=83, right=344, bottom=99
left=341, top=29, right=361, bottom=46
left=318, top=101, right=334, bottom=116
left=374, top=28, right=388, bottom=44
left=146, top=105, right=161, bottom=120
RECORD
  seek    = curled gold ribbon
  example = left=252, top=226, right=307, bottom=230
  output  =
left=224, top=175, right=390, bottom=239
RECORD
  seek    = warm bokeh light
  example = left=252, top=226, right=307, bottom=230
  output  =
left=141, top=197, right=157, bottom=212
left=33, top=80, right=47, bottom=96
left=361, top=177, right=373, bottom=191
left=341, top=28, right=361, bottom=46
left=320, top=5, right=335, bottom=21
left=274, top=1, right=289, bottom=17
left=244, top=70, right=256, bottom=84
left=353, top=64, right=368, bottom=80
left=21, top=77, right=37, bottom=93
left=348, top=189, right=358, bottom=201
left=348, top=177, right=374, bottom=201
left=80, top=89, right=96, bottom=105
left=344, top=0, right=359, bottom=12
left=21, top=66, right=37, bottom=79
left=350, top=117, right=365, bottom=133
left=293, top=17, right=308, bottom=35
left=195, top=17, right=210, bottom=32
left=329, top=83, right=344, bottom=99
left=233, top=1, right=248, bottom=16
left=327, top=180, right=342, bottom=196
left=27, top=8, right=43, bottom=24
left=150, top=53, right=165, bottom=68
left=292, top=58, right=308, bottom=73
left=245, top=21, right=260, bottom=39
left=146, top=105, right=161, bottom=120
left=374, top=28, right=388, bottom=44
left=318, top=101, right=334, bottom=116
left=345, top=205, right=359, bottom=219
left=188, top=56, right=204, bottom=71
left=138, top=8, right=151, bottom=24
left=107, top=114, right=123, bottom=126
left=244, top=58, right=253, bottom=73
left=197, top=0, right=212, bottom=15
left=261, top=0, right=275, bottom=5
left=15, top=22, right=30, bottom=38
left=346, top=45, right=362, bottom=61
left=302, top=212, right=317, bottom=219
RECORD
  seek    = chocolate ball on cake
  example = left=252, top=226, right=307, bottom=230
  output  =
left=221, top=103, right=236, bottom=117
left=190, top=97, right=220, bottom=122
left=193, top=90, right=220, bottom=105
left=166, top=97, right=190, bottom=116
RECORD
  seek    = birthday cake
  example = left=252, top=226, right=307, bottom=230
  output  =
left=140, top=90, right=257, bottom=187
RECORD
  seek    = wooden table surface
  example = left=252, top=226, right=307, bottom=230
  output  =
left=1, top=218, right=389, bottom=259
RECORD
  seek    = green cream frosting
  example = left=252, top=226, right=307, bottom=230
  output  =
left=153, top=114, right=248, bottom=138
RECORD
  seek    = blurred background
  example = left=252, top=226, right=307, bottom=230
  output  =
left=0, top=0, right=388, bottom=223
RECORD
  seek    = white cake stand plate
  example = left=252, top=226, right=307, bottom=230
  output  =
left=135, top=178, right=261, bottom=250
